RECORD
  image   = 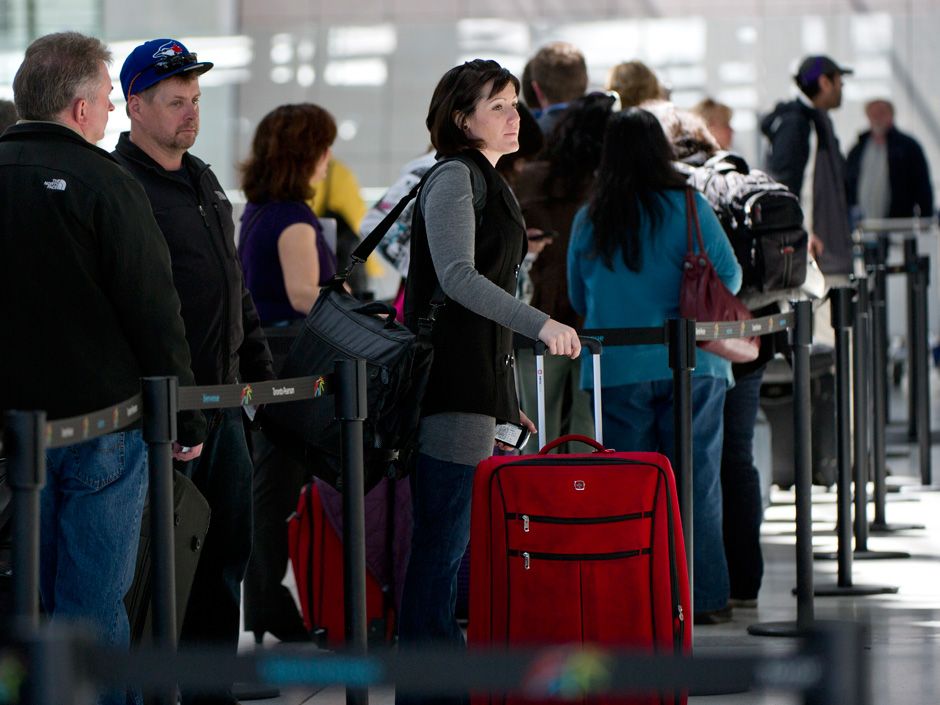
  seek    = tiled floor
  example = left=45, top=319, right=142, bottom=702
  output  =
left=237, top=387, right=940, bottom=705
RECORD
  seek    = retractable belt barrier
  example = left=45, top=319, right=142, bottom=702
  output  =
left=517, top=303, right=815, bottom=638
left=0, top=619, right=868, bottom=705
left=3, top=359, right=370, bottom=705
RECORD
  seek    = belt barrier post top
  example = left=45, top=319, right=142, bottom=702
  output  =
left=3, top=409, right=47, bottom=488
left=335, top=358, right=367, bottom=421
left=141, top=377, right=179, bottom=443
left=829, top=288, right=853, bottom=330
left=790, top=300, right=813, bottom=347
left=533, top=341, right=547, bottom=356
left=667, top=318, right=696, bottom=371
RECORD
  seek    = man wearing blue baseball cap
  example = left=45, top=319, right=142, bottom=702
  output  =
left=761, top=54, right=854, bottom=278
left=113, top=38, right=273, bottom=705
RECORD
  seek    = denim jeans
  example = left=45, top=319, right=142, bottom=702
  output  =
left=42, top=429, right=148, bottom=705
left=397, top=453, right=475, bottom=705
left=398, top=452, right=475, bottom=645
left=178, top=408, right=253, bottom=705
left=721, top=365, right=766, bottom=601
left=597, top=376, right=730, bottom=612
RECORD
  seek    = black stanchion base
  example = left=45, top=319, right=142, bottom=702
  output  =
left=231, top=683, right=281, bottom=701
left=870, top=521, right=926, bottom=533
left=747, top=620, right=809, bottom=638
left=813, top=549, right=911, bottom=560
left=810, top=583, right=898, bottom=597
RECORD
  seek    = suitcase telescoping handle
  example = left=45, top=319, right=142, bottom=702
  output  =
left=533, top=337, right=602, bottom=451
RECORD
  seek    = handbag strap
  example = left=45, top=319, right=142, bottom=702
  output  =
left=685, top=188, right=709, bottom=259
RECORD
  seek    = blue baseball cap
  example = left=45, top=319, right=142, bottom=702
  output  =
left=120, top=38, right=213, bottom=100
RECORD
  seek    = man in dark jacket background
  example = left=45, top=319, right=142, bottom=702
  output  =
left=846, top=98, right=934, bottom=221
left=761, top=55, right=854, bottom=277
left=113, top=37, right=273, bottom=705
left=1, top=31, right=205, bottom=705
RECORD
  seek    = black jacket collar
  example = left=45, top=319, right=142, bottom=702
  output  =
left=1, top=121, right=118, bottom=162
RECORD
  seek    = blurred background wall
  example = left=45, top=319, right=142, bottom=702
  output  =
left=0, top=1, right=937, bottom=203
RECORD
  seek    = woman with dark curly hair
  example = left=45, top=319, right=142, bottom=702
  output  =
left=238, top=103, right=338, bottom=643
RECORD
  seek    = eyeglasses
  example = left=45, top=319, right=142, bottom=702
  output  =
left=153, top=51, right=198, bottom=74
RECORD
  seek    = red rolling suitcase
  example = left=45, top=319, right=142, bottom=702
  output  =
left=468, top=342, right=691, bottom=705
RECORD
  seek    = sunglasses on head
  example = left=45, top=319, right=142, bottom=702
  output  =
left=153, top=52, right=198, bottom=74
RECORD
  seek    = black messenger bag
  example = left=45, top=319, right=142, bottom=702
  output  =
left=258, top=179, right=434, bottom=493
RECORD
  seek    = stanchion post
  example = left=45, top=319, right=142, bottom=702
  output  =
left=852, top=279, right=872, bottom=551
left=791, top=302, right=815, bottom=631
left=141, top=377, right=179, bottom=655
left=5, top=409, right=46, bottom=629
left=336, top=358, right=369, bottom=705
left=667, top=318, right=695, bottom=607
left=904, top=238, right=918, bottom=440
left=870, top=265, right=891, bottom=526
left=831, top=289, right=854, bottom=587
left=914, top=256, right=932, bottom=486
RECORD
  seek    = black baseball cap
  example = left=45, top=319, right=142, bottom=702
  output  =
left=795, top=55, right=853, bottom=88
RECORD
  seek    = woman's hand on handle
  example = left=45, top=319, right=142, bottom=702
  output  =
left=538, top=318, right=581, bottom=359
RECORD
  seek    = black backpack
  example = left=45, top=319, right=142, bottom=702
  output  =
left=688, top=152, right=808, bottom=294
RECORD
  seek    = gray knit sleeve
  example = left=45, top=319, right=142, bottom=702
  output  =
left=419, top=160, right=549, bottom=340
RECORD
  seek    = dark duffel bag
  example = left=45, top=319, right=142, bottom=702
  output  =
left=259, top=289, right=434, bottom=493
left=258, top=176, right=436, bottom=493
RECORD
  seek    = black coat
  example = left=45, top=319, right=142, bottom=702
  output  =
left=846, top=126, right=934, bottom=219
left=0, top=122, right=206, bottom=445
left=405, top=150, right=527, bottom=423
left=113, top=133, right=273, bottom=388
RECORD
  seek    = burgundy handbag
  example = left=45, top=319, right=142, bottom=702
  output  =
left=679, top=188, right=759, bottom=363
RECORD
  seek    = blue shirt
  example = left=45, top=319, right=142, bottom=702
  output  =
left=567, top=189, right=742, bottom=389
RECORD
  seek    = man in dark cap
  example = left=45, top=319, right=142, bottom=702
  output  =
left=761, top=55, right=854, bottom=277
left=112, top=38, right=273, bottom=705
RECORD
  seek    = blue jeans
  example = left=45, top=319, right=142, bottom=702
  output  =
left=598, top=376, right=730, bottom=612
left=721, top=365, right=766, bottom=601
left=398, top=452, right=475, bottom=647
left=42, top=429, right=148, bottom=705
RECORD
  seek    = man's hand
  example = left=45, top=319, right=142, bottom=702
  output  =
left=172, top=442, right=203, bottom=462
left=808, top=233, right=825, bottom=258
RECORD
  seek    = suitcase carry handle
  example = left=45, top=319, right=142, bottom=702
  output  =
left=538, top=434, right=607, bottom=455
left=534, top=337, right=603, bottom=450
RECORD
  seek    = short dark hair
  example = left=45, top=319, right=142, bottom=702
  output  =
left=520, top=59, right=538, bottom=107
left=0, top=99, right=17, bottom=131
left=241, top=103, right=337, bottom=203
left=528, top=42, right=588, bottom=105
left=796, top=72, right=836, bottom=99
left=426, top=59, right=520, bottom=157
left=13, top=32, right=111, bottom=121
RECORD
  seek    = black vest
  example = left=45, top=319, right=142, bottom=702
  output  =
left=405, top=150, right=527, bottom=422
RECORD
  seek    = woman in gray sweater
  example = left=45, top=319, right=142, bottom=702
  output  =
left=398, top=59, right=580, bottom=674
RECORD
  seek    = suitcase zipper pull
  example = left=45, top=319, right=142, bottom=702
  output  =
left=523, top=552, right=531, bottom=570
left=522, top=515, right=530, bottom=533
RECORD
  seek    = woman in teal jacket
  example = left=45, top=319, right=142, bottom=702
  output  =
left=567, top=108, right=742, bottom=623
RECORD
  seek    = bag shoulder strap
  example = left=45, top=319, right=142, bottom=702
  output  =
left=341, top=154, right=488, bottom=283
left=685, top=188, right=709, bottom=259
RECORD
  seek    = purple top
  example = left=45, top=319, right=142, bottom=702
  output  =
left=239, top=200, right=337, bottom=325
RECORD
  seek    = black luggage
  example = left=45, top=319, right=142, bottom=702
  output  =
left=760, top=349, right=837, bottom=489
left=125, top=469, right=211, bottom=643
